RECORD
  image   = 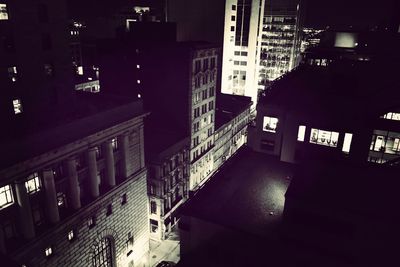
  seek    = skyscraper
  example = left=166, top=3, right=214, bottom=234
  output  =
left=221, top=0, right=265, bottom=106
left=258, top=0, right=302, bottom=90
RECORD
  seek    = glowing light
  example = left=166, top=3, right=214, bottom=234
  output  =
left=263, top=116, right=278, bottom=132
left=137, top=80, right=141, bottom=84
left=137, top=94, right=141, bottom=98
left=297, top=125, right=306, bottom=141
left=342, top=133, right=353, bottom=153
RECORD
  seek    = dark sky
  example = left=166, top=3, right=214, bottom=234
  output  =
left=304, top=0, right=398, bottom=29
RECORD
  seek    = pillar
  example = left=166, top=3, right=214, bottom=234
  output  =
left=42, top=169, right=60, bottom=224
left=119, top=133, right=129, bottom=179
left=104, top=140, right=116, bottom=187
left=14, top=180, right=35, bottom=239
left=66, top=158, right=81, bottom=210
left=87, top=147, right=99, bottom=198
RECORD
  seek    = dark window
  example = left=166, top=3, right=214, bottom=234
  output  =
left=44, top=63, right=54, bottom=76
left=261, top=140, right=275, bottom=151
left=194, top=60, right=201, bottom=73
left=106, top=204, right=112, bottom=216
left=87, top=216, right=96, bottom=229
left=232, top=5, right=236, bottom=11
left=42, top=33, right=52, bottom=50
left=231, top=26, right=235, bottom=31
left=37, top=4, right=49, bottom=23
left=150, top=219, right=158, bottom=233
left=120, top=193, right=127, bottom=205
left=210, top=58, right=216, bottom=69
left=150, top=201, right=157, bottom=214
left=231, top=15, right=235, bottom=21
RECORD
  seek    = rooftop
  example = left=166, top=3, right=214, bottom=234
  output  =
left=183, top=148, right=293, bottom=237
left=215, top=93, right=252, bottom=129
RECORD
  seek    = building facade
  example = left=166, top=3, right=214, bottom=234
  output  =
left=221, top=0, right=265, bottom=105
left=258, top=0, right=302, bottom=90
left=0, top=102, right=150, bottom=267
left=147, top=137, right=189, bottom=240
left=189, top=47, right=218, bottom=192
left=213, top=94, right=252, bottom=171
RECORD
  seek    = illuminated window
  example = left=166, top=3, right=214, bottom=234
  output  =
left=137, top=79, right=141, bottom=84
left=45, top=246, right=52, bottom=257
left=111, top=138, right=118, bottom=151
left=263, top=116, right=278, bottom=132
left=0, top=3, right=8, bottom=20
left=77, top=66, right=83, bottom=75
left=137, top=93, right=141, bottom=98
left=370, top=130, right=400, bottom=154
left=342, top=133, right=353, bottom=153
left=309, top=128, right=339, bottom=147
left=56, top=192, right=67, bottom=207
left=25, top=172, right=41, bottom=194
left=297, top=125, right=306, bottom=141
left=0, top=185, right=14, bottom=209
left=381, top=112, right=400, bottom=121
left=8, top=66, right=17, bottom=82
left=136, top=64, right=140, bottom=69
left=68, top=230, right=75, bottom=241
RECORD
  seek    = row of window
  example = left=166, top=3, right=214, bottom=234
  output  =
left=194, top=57, right=216, bottom=73
left=233, top=60, right=247, bottom=66
left=194, top=72, right=215, bottom=88
left=193, top=100, right=214, bottom=119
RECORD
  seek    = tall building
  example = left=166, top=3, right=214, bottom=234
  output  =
left=221, top=0, right=265, bottom=106
left=0, top=0, right=75, bottom=129
left=140, top=42, right=219, bottom=193
left=258, top=0, right=302, bottom=90
left=145, top=126, right=189, bottom=241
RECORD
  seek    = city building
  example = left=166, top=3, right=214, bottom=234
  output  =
left=283, top=158, right=400, bottom=266
left=258, top=0, right=302, bottom=90
left=0, top=94, right=150, bottom=266
left=0, top=0, right=75, bottom=128
left=221, top=0, right=265, bottom=106
left=213, top=94, right=252, bottom=171
left=145, top=126, right=189, bottom=241
left=250, top=31, right=400, bottom=165
left=138, top=42, right=219, bottom=194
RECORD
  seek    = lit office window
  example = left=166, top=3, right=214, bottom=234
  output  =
left=8, top=66, right=17, bottom=82
left=67, top=230, right=75, bottom=241
left=0, top=3, right=8, bottom=20
left=381, top=112, right=400, bottom=121
left=263, top=116, right=278, bottom=132
left=309, top=128, right=339, bottom=147
left=297, top=125, right=306, bottom=141
left=77, top=66, right=83, bottom=75
left=0, top=185, right=14, bottom=209
left=25, top=172, right=41, bottom=194
left=111, top=138, right=118, bottom=151
left=342, top=133, right=353, bottom=153
left=45, top=246, right=52, bottom=257
left=370, top=130, right=400, bottom=154
left=12, top=99, right=22, bottom=114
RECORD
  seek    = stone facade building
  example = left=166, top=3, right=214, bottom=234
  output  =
left=0, top=100, right=150, bottom=267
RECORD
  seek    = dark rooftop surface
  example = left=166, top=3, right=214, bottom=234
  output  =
left=183, top=147, right=293, bottom=237
left=1, top=92, right=144, bottom=170
left=215, top=93, right=251, bottom=129
left=259, top=61, right=400, bottom=123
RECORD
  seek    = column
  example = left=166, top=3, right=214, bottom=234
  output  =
left=14, top=180, right=35, bottom=239
left=42, top=169, right=60, bottom=224
left=87, top=147, right=99, bottom=198
left=66, top=158, right=81, bottom=210
left=119, top=133, right=129, bottom=179
left=104, top=140, right=116, bottom=187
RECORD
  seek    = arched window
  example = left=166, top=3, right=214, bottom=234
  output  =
left=93, top=237, right=114, bottom=267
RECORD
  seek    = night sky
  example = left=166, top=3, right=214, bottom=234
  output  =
left=305, top=0, right=398, bottom=29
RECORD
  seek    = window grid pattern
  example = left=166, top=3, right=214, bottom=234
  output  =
left=93, top=237, right=113, bottom=267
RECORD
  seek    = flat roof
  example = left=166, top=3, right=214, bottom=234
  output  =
left=182, top=148, right=294, bottom=237
left=215, top=93, right=251, bottom=129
